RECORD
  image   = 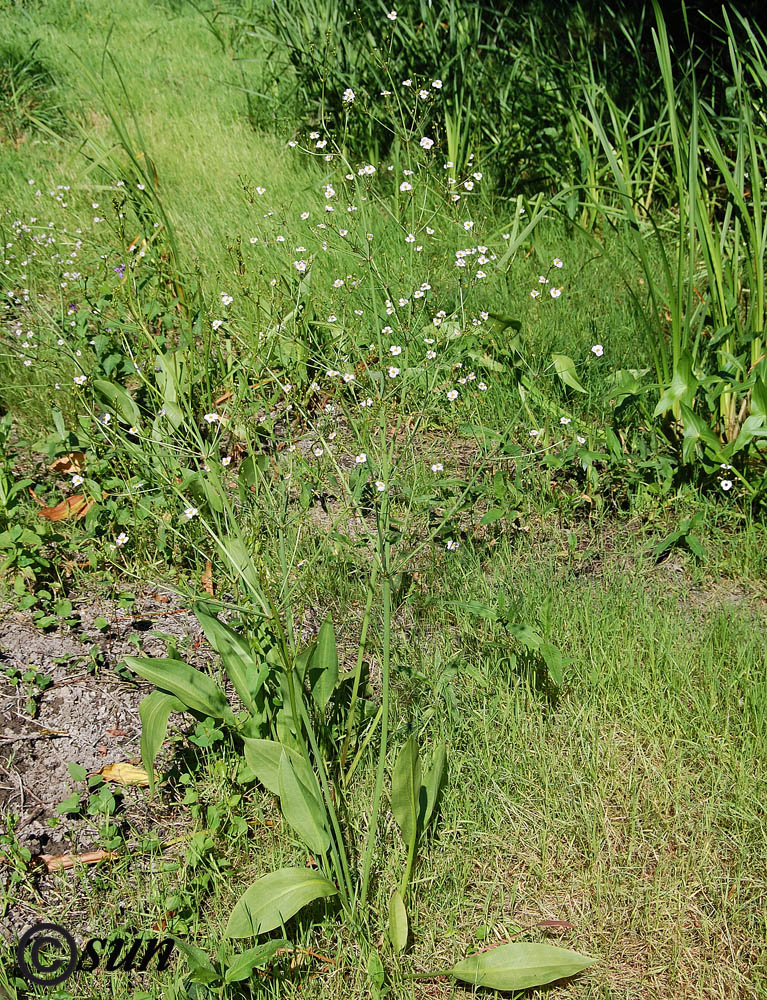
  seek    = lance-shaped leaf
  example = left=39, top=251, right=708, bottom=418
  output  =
left=224, top=939, right=290, bottom=983
left=391, top=735, right=421, bottom=847
left=421, top=743, right=446, bottom=831
left=224, top=868, right=338, bottom=938
left=138, top=689, right=185, bottom=791
left=124, top=656, right=229, bottom=719
left=242, top=739, right=316, bottom=796
left=552, top=354, right=586, bottom=394
left=388, top=890, right=408, bottom=953
left=450, top=942, right=595, bottom=991
left=307, top=614, right=338, bottom=711
left=277, top=751, right=330, bottom=855
left=194, top=609, right=266, bottom=716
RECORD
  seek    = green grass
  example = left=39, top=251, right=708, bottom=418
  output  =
left=1, top=1, right=767, bottom=998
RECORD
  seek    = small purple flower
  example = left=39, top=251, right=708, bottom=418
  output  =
left=114, top=264, right=126, bottom=278
left=67, top=303, right=79, bottom=314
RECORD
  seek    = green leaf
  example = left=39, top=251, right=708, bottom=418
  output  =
left=67, top=762, right=87, bottom=782
left=241, top=738, right=316, bottom=795
left=123, top=656, right=229, bottom=719
left=421, top=743, right=446, bottom=831
left=171, top=937, right=218, bottom=984
left=139, top=690, right=185, bottom=791
left=307, top=614, right=338, bottom=712
left=224, top=868, right=338, bottom=938
left=278, top=751, right=330, bottom=855
left=507, top=623, right=543, bottom=650
left=93, top=379, right=141, bottom=425
left=388, top=890, right=408, bottom=953
left=653, top=354, right=696, bottom=417
left=679, top=404, right=723, bottom=463
left=552, top=354, right=586, bottom=394
left=194, top=609, right=265, bottom=716
left=391, top=735, right=421, bottom=847
left=540, top=643, right=564, bottom=686
left=450, top=942, right=595, bottom=990
left=224, top=939, right=290, bottom=983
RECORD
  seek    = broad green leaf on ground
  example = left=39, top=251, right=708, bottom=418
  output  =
left=124, top=657, right=229, bottom=719
left=421, top=743, right=447, bottom=830
left=277, top=750, right=330, bottom=855
left=225, top=868, right=338, bottom=938
left=653, top=354, right=697, bottom=417
left=388, top=890, right=408, bottom=953
left=93, top=379, right=141, bottom=425
left=450, top=942, right=595, bottom=990
left=224, top=940, right=290, bottom=982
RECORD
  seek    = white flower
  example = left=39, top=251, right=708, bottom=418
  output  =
left=71, top=474, right=84, bottom=486
left=577, top=435, right=586, bottom=445
left=376, top=480, right=386, bottom=491
left=212, top=319, right=223, bottom=329
left=530, top=289, right=540, bottom=298
left=477, top=382, right=487, bottom=391
left=255, top=186, right=266, bottom=195
left=420, top=137, right=434, bottom=150
left=115, top=532, right=129, bottom=547
left=432, top=79, right=442, bottom=89
left=221, top=293, right=233, bottom=306
left=390, top=345, right=402, bottom=355
left=472, top=171, right=483, bottom=180
left=221, top=456, right=232, bottom=466
left=387, top=9, right=397, bottom=19
left=721, top=479, right=733, bottom=491
left=463, top=180, right=474, bottom=191
left=431, top=462, right=443, bottom=472
left=402, top=78, right=412, bottom=87
left=294, top=260, right=307, bottom=271
left=405, top=233, right=416, bottom=243
left=418, top=89, right=429, bottom=100
left=539, top=275, right=549, bottom=284
left=446, top=389, right=459, bottom=401
left=204, top=413, right=219, bottom=423
left=553, top=257, right=563, bottom=268
left=184, top=506, right=199, bottom=520
left=400, top=181, right=413, bottom=192
left=591, top=344, right=604, bottom=357
left=313, top=447, right=324, bottom=457
left=463, top=220, right=474, bottom=230
left=446, top=539, right=459, bottom=551
left=324, top=185, right=336, bottom=199
left=426, top=350, right=436, bottom=359
left=560, top=416, right=571, bottom=425
left=333, top=278, right=344, bottom=288
left=342, top=88, right=355, bottom=103
left=355, top=453, right=367, bottom=464
left=550, top=287, right=562, bottom=298
left=388, top=366, right=400, bottom=378
left=73, top=375, right=87, bottom=386
left=301, top=211, right=310, bottom=220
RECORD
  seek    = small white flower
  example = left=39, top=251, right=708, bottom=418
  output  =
left=221, top=456, right=232, bottom=466
left=432, top=79, right=442, bottom=89
left=342, top=88, right=355, bottom=103
left=530, top=289, right=540, bottom=298
left=402, top=78, right=412, bottom=87
left=577, top=435, right=586, bottom=445
left=390, top=345, right=402, bottom=355
left=221, top=293, right=233, bottom=306
left=184, top=506, right=199, bottom=520
left=446, top=539, right=459, bottom=551
left=204, top=413, right=219, bottom=423
left=255, top=186, right=266, bottom=195
left=447, top=389, right=459, bottom=401
left=355, top=453, right=367, bottom=464
left=333, top=278, right=344, bottom=288
left=376, top=480, right=386, bottom=492
left=405, top=233, right=416, bottom=243
left=301, top=211, right=310, bottom=220
left=212, top=319, right=223, bottom=329
left=294, top=260, right=307, bottom=271
left=387, top=9, right=397, bottom=19
left=721, top=479, right=733, bottom=491
left=553, top=257, right=563, bottom=268
left=388, top=366, right=400, bottom=378
left=431, top=462, right=443, bottom=472
left=477, top=381, right=487, bottom=391
left=426, top=350, right=436, bottom=359
left=591, top=344, right=604, bottom=357
left=313, top=447, right=324, bottom=457
left=550, top=287, right=562, bottom=298
left=560, top=416, right=571, bottom=425
left=115, top=532, right=129, bottom=547
left=418, top=89, right=429, bottom=100
left=71, top=474, right=84, bottom=486
left=463, top=220, right=474, bottom=230
left=73, top=375, right=87, bottom=386
left=400, top=181, right=413, bottom=192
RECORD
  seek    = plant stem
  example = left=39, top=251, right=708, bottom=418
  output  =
left=340, top=560, right=378, bottom=773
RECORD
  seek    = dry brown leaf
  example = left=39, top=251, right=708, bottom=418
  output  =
left=99, top=762, right=156, bottom=786
left=214, top=390, right=233, bottom=405
left=37, top=850, right=118, bottom=872
left=38, top=495, right=94, bottom=521
left=201, top=560, right=214, bottom=596
left=48, top=452, right=86, bottom=475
